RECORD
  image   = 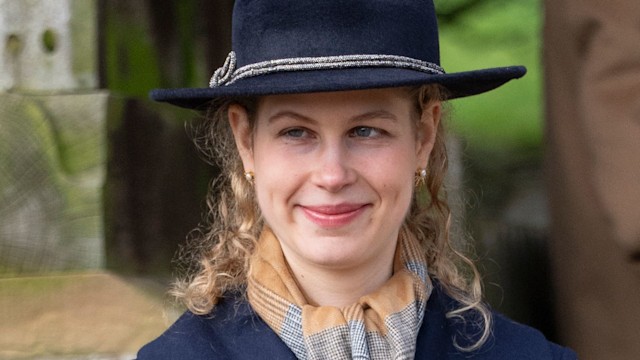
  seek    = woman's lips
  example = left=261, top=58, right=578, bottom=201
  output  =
left=299, top=203, right=369, bottom=228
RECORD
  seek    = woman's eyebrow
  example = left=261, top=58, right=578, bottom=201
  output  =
left=350, top=110, right=398, bottom=123
left=267, top=111, right=318, bottom=125
left=267, top=109, right=398, bottom=124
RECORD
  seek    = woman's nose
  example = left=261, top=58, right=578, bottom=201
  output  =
left=311, top=141, right=357, bottom=192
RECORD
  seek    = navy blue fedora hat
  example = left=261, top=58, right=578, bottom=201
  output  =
left=151, top=0, right=526, bottom=109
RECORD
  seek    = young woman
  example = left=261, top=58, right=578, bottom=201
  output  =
left=137, top=0, right=576, bottom=358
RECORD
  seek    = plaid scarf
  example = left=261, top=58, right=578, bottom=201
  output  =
left=247, top=227, right=433, bottom=360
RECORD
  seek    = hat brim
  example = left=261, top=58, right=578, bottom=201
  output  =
left=150, top=66, right=526, bottom=110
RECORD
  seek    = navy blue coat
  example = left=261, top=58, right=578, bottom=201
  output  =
left=137, top=284, right=576, bottom=359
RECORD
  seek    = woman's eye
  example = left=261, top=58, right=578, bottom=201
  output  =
left=282, top=128, right=308, bottom=138
left=351, top=126, right=380, bottom=138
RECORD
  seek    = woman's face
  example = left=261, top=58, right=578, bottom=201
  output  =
left=229, top=88, right=440, bottom=272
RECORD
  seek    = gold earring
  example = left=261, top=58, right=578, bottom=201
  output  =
left=415, top=168, right=427, bottom=187
left=244, top=171, right=255, bottom=183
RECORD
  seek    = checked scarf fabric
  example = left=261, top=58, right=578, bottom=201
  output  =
left=247, top=228, right=433, bottom=360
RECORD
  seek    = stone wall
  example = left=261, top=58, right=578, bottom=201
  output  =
left=0, top=92, right=108, bottom=273
left=0, top=0, right=102, bottom=274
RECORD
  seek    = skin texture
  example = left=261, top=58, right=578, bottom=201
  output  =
left=229, top=88, right=440, bottom=307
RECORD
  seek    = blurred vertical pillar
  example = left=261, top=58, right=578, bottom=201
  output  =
left=99, top=0, right=234, bottom=274
left=544, top=0, right=640, bottom=359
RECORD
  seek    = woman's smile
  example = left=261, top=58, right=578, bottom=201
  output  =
left=298, top=203, right=371, bottom=228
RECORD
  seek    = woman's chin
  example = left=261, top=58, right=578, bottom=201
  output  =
left=292, top=237, right=375, bottom=270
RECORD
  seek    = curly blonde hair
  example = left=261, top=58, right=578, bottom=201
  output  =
left=171, top=84, right=491, bottom=351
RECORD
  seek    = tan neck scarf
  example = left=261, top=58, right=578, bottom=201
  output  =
left=247, top=228, right=433, bottom=360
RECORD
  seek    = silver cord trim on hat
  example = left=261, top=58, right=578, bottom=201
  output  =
left=209, top=51, right=445, bottom=88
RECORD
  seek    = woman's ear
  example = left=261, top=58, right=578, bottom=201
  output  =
left=228, top=104, right=255, bottom=171
left=416, top=100, right=441, bottom=168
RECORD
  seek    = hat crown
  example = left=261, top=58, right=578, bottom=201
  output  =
left=232, top=0, right=440, bottom=68
left=150, top=0, right=526, bottom=109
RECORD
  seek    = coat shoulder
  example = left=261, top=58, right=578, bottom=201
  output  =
left=416, top=284, right=577, bottom=360
left=136, top=295, right=295, bottom=360
left=487, top=312, right=577, bottom=359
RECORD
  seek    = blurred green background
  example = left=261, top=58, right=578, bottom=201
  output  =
left=438, top=0, right=542, bottom=153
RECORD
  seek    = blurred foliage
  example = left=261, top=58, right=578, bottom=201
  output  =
left=436, top=0, right=542, bottom=155
left=102, top=0, right=233, bottom=98
left=103, top=6, right=162, bottom=96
